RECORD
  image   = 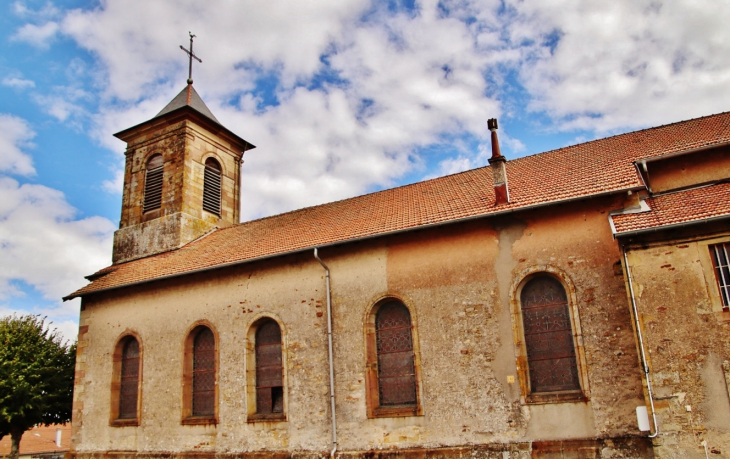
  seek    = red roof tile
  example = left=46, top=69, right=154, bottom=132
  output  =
left=66, top=111, right=730, bottom=299
left=0, top=424, right=71, bottom=456
left=611, top=182, right=730, bottom=235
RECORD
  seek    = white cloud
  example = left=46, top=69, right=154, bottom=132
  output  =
left=0, top=114, right=36, bottom=176
left=506, top=0, right=730, bottom=131
left=12, top=21, right=59, bottom=48
left=102, top=167, right=124, bottom=194
left=0, top=177, right=115, bottom=302
left=2, top=76, right=35, bottom=89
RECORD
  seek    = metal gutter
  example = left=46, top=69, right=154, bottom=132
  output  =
left=64, top=185, right=644, bottom=301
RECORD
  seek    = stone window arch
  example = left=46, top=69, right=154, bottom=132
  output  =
left=246, top=316, right=287, bottom=422
left=110, top=333, right=142, bottom=426
left=143, top=154, right=163, bottom=213
left=182, top=322, right=218, bottom=424
left=365, top=297, right=424, bottom=418
left=511, top=268, right=589, bottom=403
left=203, top=157, right=222, bottom=215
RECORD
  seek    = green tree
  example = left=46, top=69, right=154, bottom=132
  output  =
left=0, top=315, right=76, bottom=459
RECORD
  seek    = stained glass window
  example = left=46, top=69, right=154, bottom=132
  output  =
left=192, top=327, right=215, bottom=416
left=521, top=276, right=580, bottom=393
left=255, top=320, right=284, bottom=414
left=119, top=338, right=139, bottom=419
left=376, top=302, right=417, bottom=406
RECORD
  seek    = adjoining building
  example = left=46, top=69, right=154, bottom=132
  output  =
left=65, top=81, right=730, bottom=458
left=0, top=424, right=70, bottom=459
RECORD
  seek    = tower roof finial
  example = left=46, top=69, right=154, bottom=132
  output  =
left=179, top=31, right=202, bottom=85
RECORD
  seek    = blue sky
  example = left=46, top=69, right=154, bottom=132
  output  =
left=1, top=0, right=729, bottom=340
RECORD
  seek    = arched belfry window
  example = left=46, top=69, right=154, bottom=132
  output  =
left=520, top=276, right=580, bottom=393
left=143, top=154, right=163, bottom=213
left=110, top=334, right=142, bottom=426
left=119, top=338, right=140, bottom=419
left=203, top=157, right=221, bottom=215
left=255, top=320, right=284, bottom=415
left=376, top=302, right=417, bottom=406
left=192, top=327, right=216, bottom=416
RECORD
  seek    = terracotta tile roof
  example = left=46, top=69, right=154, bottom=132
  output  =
left=611, top=181, right=730, bottom=235
left=66, top=111, right=730, bottom=299
left=0, top=424, right=71, bottom=457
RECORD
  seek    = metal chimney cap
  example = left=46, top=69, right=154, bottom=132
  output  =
left=488, top=118, right=498, bottom=131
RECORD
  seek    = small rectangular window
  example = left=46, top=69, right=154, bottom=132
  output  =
left=710, top=243, right=730, bottom=309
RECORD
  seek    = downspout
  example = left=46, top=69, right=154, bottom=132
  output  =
left=622, top=247, right=659, bottom=438
left=314, top=248, right=337, bottom=458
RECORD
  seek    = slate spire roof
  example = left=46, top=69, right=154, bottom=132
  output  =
left=155, top=84, right=220, bottom=123
left=65, top=111, right=730, bottom=300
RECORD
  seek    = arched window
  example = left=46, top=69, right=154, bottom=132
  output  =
left=365, top=299, right=422, bottom=418
left=192, top=328, right=215, bottom=416
left=110, top=334, right=142, bottom=426
left=520, top=276, right=580, bottom=393
left=203, top=157, right=221, bottom=215
left=182, top=324, right=217, bottom=424
left=119, top=338, right=140, bottom=419
left=255, top=320, right=284, bottom=415
left=143, top=154, right=164, bottom=213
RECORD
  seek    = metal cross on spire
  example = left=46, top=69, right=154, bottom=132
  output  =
left=180, top=32, right=202, bottom=85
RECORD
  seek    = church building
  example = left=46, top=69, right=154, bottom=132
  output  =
left=65, top=79, right=730, bottom=458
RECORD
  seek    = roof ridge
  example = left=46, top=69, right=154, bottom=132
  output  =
left=509, top=109, right=730, bottom=164
left=218, top=165, right=491, bottom=233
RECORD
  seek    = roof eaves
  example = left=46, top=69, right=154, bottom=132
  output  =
left=64, top=185, right=644, bottom=301
left=613, top=214, right=730, bottom=239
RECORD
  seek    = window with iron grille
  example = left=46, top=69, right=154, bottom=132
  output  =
left=192, top=327, right=215, bottom=416
left=255, top=320, right=284, bottom=414
left=710, top=243, right=730, bottom=309
left=203, top=158, right=221, bottom=215
left=118, top=338, right=140, bottom=419
left=376, top=302, right=417, bottom=407
left=520, top=276, right=580, bottom=393
left=143, top=154, right=164, bottom=213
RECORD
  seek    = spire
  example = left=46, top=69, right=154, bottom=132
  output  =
left=154, top=84, right=220, bottom=123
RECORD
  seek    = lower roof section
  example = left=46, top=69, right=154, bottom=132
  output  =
left=611, top=181, right=730, bottom=237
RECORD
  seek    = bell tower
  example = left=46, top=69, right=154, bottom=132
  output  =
left=111, top=37, right=255, bottom=264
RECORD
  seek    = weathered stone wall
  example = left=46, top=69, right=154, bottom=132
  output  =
left=645, top=145, right=730, bottom=193
left=113, top=119, right=242, bottom=263
left=75, top=194, right=650, bottom=457
left=623, top=230, right=730, bottom=459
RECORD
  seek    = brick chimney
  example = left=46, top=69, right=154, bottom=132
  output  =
left=487, top=118, right=509, bottom=205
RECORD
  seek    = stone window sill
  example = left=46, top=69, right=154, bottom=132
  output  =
left=247, top=413, right=287, bottom=423
left=110, top=418, right=139, bottom=427
left=181, top=416, right=217, bottom=426
left=370, top=404, right=421, bottom=418
left=525, top=391, right=587, bottom=405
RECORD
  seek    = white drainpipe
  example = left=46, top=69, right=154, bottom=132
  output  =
left=314, top=248, right=338, bottom=457
left=623, top=248, right=659, bottom=438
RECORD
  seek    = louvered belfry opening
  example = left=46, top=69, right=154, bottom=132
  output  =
left=710, top=243, right=730, bottom=308
left=376, top=302, right=417, bottom=406
left=255, top=320, right=284, bottom=414
left=143, top=154, right=164, bottom=213
left=192, top=327, right=215, bottom=416
left=521, top=276, right=580, bottom=393
left=203, top=157, right=222, bottom=215
left=119, top=338, right=139, bottom=419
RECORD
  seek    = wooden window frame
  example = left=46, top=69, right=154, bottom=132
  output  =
left=698, top=235, right=730, bottom=317
left=246, top=316, right=288, bottom=423
left=181, top=322, right=219, bottom=425
left=110, top=332, right=142, bottom=427
left=364, top=296, right=424, bottom=419
left=510, top=268, right=590, bottom=405
left=202, top=156, right=222, bottom=216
